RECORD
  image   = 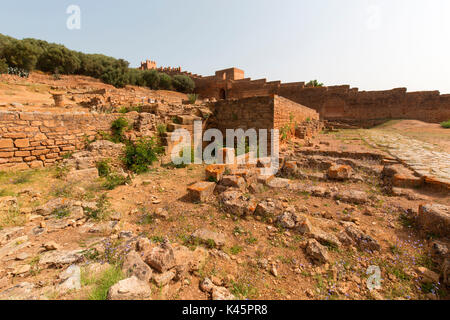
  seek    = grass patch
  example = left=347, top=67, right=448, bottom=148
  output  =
left=51, top=182, right=74, bottom=198
left=230, top=280, right=258, bottom=300
left=83, top=266, right=125, bottom=300
left=0, top=206, right=26, bottom=228
left=229, top=245, right=243, bottom=255
left=440, top=120, right=450, bottom=129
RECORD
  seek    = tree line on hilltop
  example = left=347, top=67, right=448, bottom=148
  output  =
left=0, top=33, right=195, bottom=93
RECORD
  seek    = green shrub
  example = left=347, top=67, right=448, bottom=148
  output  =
left=172, top=75, right=195, bottom=93
left=123, top=137, right=164, bottom=174
left=2, top=39, right=41, bottom=71
left=156, top=124, right=167, bottom=136
left=0, top=58, right=8, bottom=74
left=159, top=73, right=173, bottom=90
left=188, top=93, right=199, bottom=104
left=306, top=80, right=324, bottom=87
left=84, top=193, right=111, bottom=221
left=142, top=70, right=160, bottom=89
left=441, top=120, right=450, bottom=129
left=96, top=159, right=111, bottom=177
left=101, top=67, right=128, bottom=88
left=37, top=44, right=81, bottom=74
left=103, top=173, right=130, bottom=190
left=111, top=117, right=129, bottom=143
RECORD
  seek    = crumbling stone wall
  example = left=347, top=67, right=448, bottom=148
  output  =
left=193, top=69, right=450, bottom=125
left=209, top=95, right=320, bottom=147
left=0, top=111, right=156, bottom=171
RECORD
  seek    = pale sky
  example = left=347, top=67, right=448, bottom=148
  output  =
left=1, top=0, right=450, bottom=93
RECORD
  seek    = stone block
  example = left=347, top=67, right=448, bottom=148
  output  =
left=187, top=181, right=216, bottom=202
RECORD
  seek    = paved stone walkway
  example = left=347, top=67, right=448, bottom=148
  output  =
left=363, top=131, right=450, bottom=186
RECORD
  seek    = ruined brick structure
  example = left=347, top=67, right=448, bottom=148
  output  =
left=191, top=68, right=450, bottom=126
left=0, top=111, right=157, bottom=171
left=209, top=95, right=321, bottom=150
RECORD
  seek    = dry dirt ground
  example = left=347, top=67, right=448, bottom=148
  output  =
left=0, top=124, right=448, bottom=300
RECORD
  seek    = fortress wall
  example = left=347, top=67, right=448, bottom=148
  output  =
left=193, top=70, right=450, bottom=125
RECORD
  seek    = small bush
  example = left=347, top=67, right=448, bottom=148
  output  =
left=172, top=75, right=195, bottom=93
left=159, top=73, right=173, bottom=90
left=103, top=173, right=130, bottom=190
left=441, top=120, right=450, bottom=129
left=54, top=163, right=69, bottom=179
left=156, top=124, right=167, bottom=137
left=0, top=58, right=8, bottom=74
left=96, top=159, right=111, bottom=177
left=111, top=117, right=129, bottom=143
left=187, top=93, right=199, bottom=104
left=84, top=193, right=111, bottom=221
left=306, top=80, right=324, bottom=87
left=123, top=137, right=164, bottom=174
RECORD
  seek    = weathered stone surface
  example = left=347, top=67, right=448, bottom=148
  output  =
left=277, top=207, right=300, bottom=229
left=0, top=196, right=18, bottom=209
left=417, top=204, right=450, bottom=237
left=58, top=265, right=81, bottom=292
left=219, top=190, right=257, bottom=216
left=310, top=229, right=341, bottom=248
left=344, top=225, right=380, bottom=252
left=67, top=168, right=99, bottom=182
left=173, top=246, right=208, bottom=279
left=255, top=200, right=278, bottom=219
left=205, top=164, right=226, bottom=182
left=267, top=177, right=291, bottom=189
left=187, top=181, right=216, bottom=202
left=200, top=278, right=235, bottom=300
left=442, top=259, right=450, bottom=286
left=211, top=286, right=235, bottom=300
left=296, top=215, right=313, bottom=235
left=107, top=276, right=151, bottom=300
left=0, top=226, right=24, bottom=244
left=417, top=267, right=440, bottom=284
left=382, top=164, right=423, bottom=188
left=39, top=250, right=83, bottom=268
left=123, top=251, right=152, bottom=282
left=327, top=164, right=352, bottom=180
left=0, top=235, right=29, bottom=260
left=306, top=239, right=330, bottom=264
left=191, top=228, right=226, bottom=248
left=334, top=190, right=369, bottom=204
left=220, top=175, right=246, bottom=191
left=152, top=270, right=176, bottom=287
left=0, top=282, right=37, bottom=300
left=145, top=240, right=176, bottom=273
left=34, top=198, right=73, bottom=216
left=282, top=161, right=298, bottom=176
